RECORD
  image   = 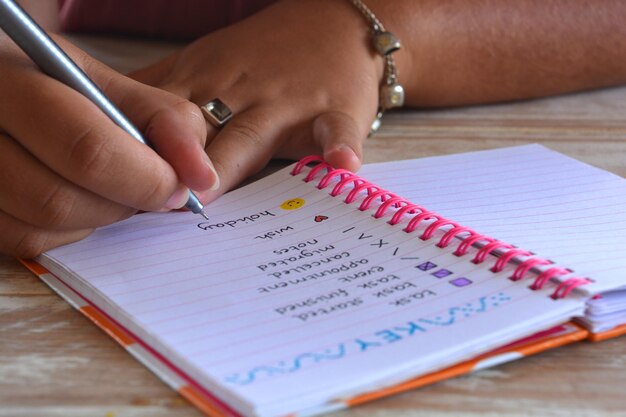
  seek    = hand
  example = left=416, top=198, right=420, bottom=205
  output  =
left=0, top=35, right=218, bottom=257
left=131, top=0, right=383, bottom=201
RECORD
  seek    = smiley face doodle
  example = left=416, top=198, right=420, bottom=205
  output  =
left=280, top=198, right=305, bottom=210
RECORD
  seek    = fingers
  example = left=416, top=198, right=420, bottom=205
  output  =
left=198, top=105, right=370, bottom=203
left=82, top=53, right=218, bottom=193
left=313, top=111, right=365, bottom=172
left=201, top=107, right=285, bottom=198
left=0, top=73, right=174, bottom=212
left=0, top=134, right=135, bottom=230
left=143, top=104, right=219, bottom=191
left=0, top=55, right=210, bottom=212
left=0, top=210, right=92, bottom=258
left=0, top=36, right=223, bottom=257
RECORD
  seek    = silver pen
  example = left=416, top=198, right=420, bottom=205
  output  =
left=0, top=0, right=209, bottom=220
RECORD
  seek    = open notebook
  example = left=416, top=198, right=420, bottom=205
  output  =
left=24, top=145, right=626, bottom=417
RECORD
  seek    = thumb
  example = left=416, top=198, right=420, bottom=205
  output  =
left=313, top=111, right=364, bottom=172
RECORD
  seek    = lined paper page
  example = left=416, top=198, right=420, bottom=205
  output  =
left=359, top=145, right=626, bottom=293
left=39, top=153, right=584, bottom=417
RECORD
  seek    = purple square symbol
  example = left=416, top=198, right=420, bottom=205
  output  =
left=449, top=277, right=472, bottom=287
left=417, top=261, right=437, bottom=271
left=432, top=269, right=453, bottom=279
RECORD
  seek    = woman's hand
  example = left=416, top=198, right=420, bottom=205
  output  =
left=0, top=35, right=218, bottom=257
left=131, top=0, right=384, bottom=201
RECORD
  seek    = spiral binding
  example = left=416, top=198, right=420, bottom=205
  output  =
left=291, top=157, right=592, bottom=300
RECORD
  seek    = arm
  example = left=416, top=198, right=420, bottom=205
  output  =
left=369, top=0, right=626, bottom=107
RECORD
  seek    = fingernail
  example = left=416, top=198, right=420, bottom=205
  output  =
left=203, top=153, right=221, bottom=191
left=209, top=171, right=220, bottom=191
left=324, top=145, right=361, bottom=171
left=325, top=144, right=351, bottom=157
left=165, top=185, right=190, bottom=210
left=325, top=145, right=357, bottom=162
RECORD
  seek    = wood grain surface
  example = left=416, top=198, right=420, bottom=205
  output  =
left=1, top=37, right=625, bottom=417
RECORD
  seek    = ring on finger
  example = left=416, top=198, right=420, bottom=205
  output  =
left=201, top=98, right=233, bottom=128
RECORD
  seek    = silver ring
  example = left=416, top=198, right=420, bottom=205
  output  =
left=201, top=98, right=233, bottom=127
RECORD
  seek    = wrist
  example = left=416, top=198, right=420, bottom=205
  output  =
left=345, top=0, right=411, bottom=132
left=355, top=0, right=417, bottom=104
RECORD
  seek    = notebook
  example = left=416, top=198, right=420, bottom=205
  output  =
left=23, top=144, right=626, bottom=417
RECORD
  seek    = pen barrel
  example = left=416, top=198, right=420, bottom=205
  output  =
left=0, top=0, right=147, bottom=145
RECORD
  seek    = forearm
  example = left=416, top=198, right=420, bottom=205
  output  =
left=367, top=0, right=626, bottom=107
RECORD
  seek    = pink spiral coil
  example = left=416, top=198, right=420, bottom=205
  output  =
left=291, top=157, right=592, bottom=299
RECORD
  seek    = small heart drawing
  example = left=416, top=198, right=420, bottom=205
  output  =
left=314, top=215, right=328, bottom=223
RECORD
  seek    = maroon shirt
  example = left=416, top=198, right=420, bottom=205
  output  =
left=59, top=0, right=277, bottom=40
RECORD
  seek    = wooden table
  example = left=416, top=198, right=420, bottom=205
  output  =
left=1, top=37, right=625, bottom=417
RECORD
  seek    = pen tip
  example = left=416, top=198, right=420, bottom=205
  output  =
left=200, top=210, right=209, bottom=221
